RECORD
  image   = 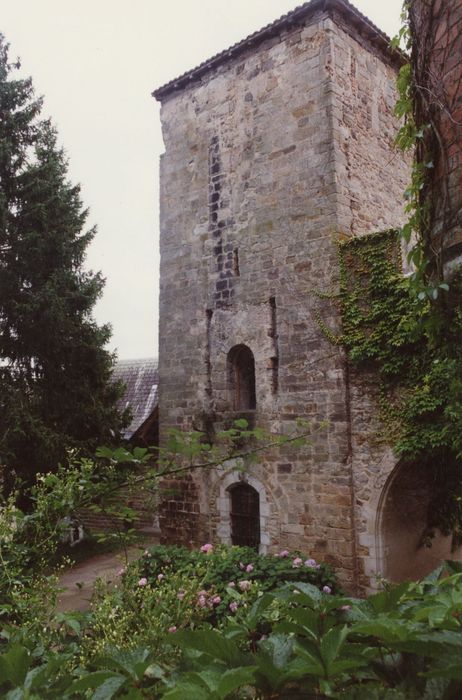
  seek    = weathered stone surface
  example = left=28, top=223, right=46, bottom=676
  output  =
left=155, top=5, right=410, bottom=592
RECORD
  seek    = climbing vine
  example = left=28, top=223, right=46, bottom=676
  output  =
left=335, top=2, right=462, bottom=546
left=339, top=231, right=462, bottom=546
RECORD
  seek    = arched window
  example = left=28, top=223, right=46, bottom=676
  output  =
left=230, top=483, right=260, bottom=549
left=227, top=344, right=256, bottom=410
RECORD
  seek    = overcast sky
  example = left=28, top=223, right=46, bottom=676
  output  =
left=1, top=0, right=403, bottom=359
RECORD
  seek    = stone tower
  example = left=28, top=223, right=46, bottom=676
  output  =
left=153, top=0, right=411, bottom=592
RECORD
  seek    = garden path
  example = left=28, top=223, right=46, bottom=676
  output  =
left=57, top=538, right=158, bottom=612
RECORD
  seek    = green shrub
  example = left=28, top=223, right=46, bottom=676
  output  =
left=2, top=562, right=462, bottom=698
left=82, top=569, right=212, bottom=660
left=136, top=543, right=338, bottom=625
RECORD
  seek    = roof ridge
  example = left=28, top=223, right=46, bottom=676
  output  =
left=115, top=357, right=158, bottom=364
left=152, top=0, right=402, bottom=102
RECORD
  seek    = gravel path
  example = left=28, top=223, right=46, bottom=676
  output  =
left=57, top=540, right=156, bottom=612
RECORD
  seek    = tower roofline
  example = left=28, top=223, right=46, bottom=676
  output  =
left=152, top=0, right=404, bottom=102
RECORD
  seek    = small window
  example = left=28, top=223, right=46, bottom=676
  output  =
left=227, top=344, right=256, bottom=410
left=230, top=483, right=260, bottom=549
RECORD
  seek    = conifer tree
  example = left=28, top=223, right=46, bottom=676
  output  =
left=0, top=35, right=125, bottom=491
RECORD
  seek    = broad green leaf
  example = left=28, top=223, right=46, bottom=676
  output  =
left=162, top=680, right=213, bottom=700
left=172, top=630, right=244, bottom=667
left=426, top=664, right=462, bottom=680
left=391, top=630, right=462, bottom=658
left=259, top=634, right=294, bottom=670
left=424, top=565, right=444, bottom=583
left=327, top=658, right=369, bottom=675
left=320, top=625, right=348, bottom=672
left=289, top=581, right=323, bottom=602
left=293, top=640, right=324, bottom=676
left=118, top=689, right=145, bottom=700
left=285, top=607, right=320, bottom=639
left=0, top=645, right=31, bottom=686
left=68, top=671, right=124, bottom=693
left=92, top=675, right=127, bottom=700
left=351, top=619, right=412, bottom=643
left=245, top=593, right=274, bottom=629
left=443, top=561, right=462, bottom=575
left=217, top=667, right=256, bottom=696
left=367, top=582, right=411, bottom=613
left=94, top=648, right=150, bottom=680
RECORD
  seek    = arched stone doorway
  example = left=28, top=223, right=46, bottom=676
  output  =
left=378, top=461, right=462, bottom=582
left=216, top=471, right=270, bottom=553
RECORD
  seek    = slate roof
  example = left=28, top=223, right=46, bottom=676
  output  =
left=153, top=0, right=402, bottom=101
left=113, top=358, right=158, bottom=439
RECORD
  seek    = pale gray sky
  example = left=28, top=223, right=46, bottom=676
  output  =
left=1, top=0, right=403, bottom=359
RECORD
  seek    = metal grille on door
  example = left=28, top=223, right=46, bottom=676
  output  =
left=230, top=483, right=260, bottom=550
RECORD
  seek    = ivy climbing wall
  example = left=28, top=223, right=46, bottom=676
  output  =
left=339, top=231, right=462, bottom=585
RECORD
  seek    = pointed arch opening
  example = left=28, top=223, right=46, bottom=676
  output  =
left=227, top=344, right=256, bottom=411
left=378, top=461, right=462, bottom=582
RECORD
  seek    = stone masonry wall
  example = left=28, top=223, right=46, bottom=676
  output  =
left=324, top=15, right=409, bottom=590
left=157, top=7, right=409, bottom=591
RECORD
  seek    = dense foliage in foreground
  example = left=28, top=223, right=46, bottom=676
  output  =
left=0, top=447, right=461, bottom=697
left=2, top=547, right=462, bottom=698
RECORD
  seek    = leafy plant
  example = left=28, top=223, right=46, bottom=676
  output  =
left=136, top=543, right=338, bottom=625
left=338, top=231, right=462, bottom=543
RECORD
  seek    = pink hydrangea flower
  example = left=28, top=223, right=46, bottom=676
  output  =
left=138, top=577, right=148, bottom=587
left=292, top=557, right=303, bottom=568
left=304, top=558, right=317, bottom=568
left=157, top=573, right=165, bottom=581
left=212, top=595, right=221, bottom=605
left=228, top=582, right=236, bottom=588
left=246, top=564, right=254, bottom=573
left=323, top=585, right=332, bottom=594
left=239, top=580, right=251, bottom=591
left=117, top=567, right=126, bottom=577
left=200, top=543, right=213, bottom=553
left=229, top=601, right=238, bottom=613
left=168, top=626, right=177, bottom=633
left=279, top=550, right=290, bottom=558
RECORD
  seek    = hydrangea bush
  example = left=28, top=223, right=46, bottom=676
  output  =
left=134, top=543, right=338, bottom=626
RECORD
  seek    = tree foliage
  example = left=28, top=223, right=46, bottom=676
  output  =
left=0, top=35, right=125, bottom=490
